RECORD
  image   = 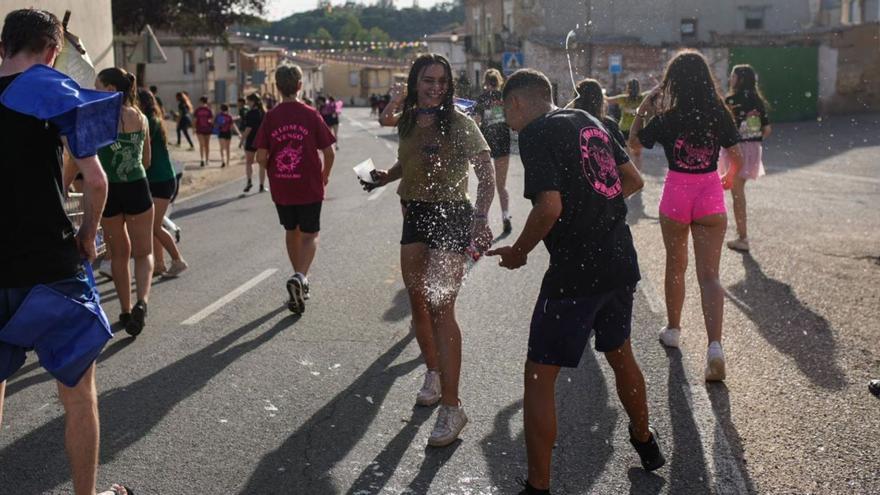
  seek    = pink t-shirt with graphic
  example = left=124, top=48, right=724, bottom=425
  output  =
left=253, top=101, right=336, bottom=205
left=194, top=106, right=214, bottom=134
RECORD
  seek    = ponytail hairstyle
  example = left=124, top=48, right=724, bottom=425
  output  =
left=97, top=67, right=137, bottom=107
left=246, top=92, right=265, bottom=115
left=573, top=78, right=606, bottom=119
left=137, top=88, right=166, bottom=143
left=397, top=53, right=456, bottom=139
left=729, top=64, right=770, bottom=110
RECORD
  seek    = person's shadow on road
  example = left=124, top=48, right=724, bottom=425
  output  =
left=482, top=348, right=617, bottom=494
left=0, top=306, right=294, bottom=494
left=726, top=252, right=847, bottom=390
left=665, top=348, right=711, bottom=494
left=239, top=332, right=420, bottom=494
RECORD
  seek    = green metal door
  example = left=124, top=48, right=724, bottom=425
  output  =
left=728, top=46, right=819, bottom=122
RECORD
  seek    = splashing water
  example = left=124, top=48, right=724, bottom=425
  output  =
left=565, top=28, right=579, bottom=100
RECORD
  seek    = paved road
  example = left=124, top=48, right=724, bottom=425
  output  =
left=1, top=109, right=878, bottom=494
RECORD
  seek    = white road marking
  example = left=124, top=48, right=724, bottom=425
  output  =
left=182, top=269, right=278, bottom=325
left=367, top=186, right=387, bottom=201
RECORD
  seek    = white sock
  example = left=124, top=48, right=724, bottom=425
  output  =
left=502, top=210, right=511, bottom=220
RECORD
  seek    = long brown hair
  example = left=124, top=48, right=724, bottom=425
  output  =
left=137, top=88, right=166, bottom=144
left=176, top=92, right=193, bottom=113
left=729, top=64, right=770, bottom=110
left=655, top=50, right=733, bottom=131
left=397, top=53, right=456, bottom=139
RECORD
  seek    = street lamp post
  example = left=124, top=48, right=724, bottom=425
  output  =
left=200, top=47, right=215, bottom=102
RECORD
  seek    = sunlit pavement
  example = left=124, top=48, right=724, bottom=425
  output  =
left=1, top=108, right=877, bottom=494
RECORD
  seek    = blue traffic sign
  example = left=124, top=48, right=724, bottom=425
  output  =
left=609, top=54, right=623, bottom=75
left=503, top=52, right=524, bottom=75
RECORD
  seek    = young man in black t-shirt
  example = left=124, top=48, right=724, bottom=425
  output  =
left=0, top=9, right=131, bottom=495
left=488, top=69, right=665, bottom=495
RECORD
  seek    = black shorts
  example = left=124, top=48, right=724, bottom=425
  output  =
left=149, top=179, right=177, bottom=200
left=483, top=124, right=511, bottom=159
left=400, top=201, right=473, bottom=254
left=528, top=285, right=635, bottom=367
left=276, top=202, right=322, bottom=233
left=170, top=173, right=183, bottom=203
left=218, top=131, right=232, bottom=140
left=103, top=178, right=153, bottom=218
left=244, top=141, right=258, bottom=153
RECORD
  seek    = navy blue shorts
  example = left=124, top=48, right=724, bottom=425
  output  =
left=528, top=285, right=635, bottom=367
left=0, top=269, right=112, bottom=387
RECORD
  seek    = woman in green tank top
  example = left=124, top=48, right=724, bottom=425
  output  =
left=95, top=67, right=154, bottom=337
left=137, top=89, right=188, bottom=279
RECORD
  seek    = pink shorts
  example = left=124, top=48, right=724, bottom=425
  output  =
left=659, top=170, right=727, bottom=224
left=718, top=142, right=765, bottom=180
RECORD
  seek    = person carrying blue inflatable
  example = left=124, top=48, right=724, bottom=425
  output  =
left=0, top=9, right=133, bottom=495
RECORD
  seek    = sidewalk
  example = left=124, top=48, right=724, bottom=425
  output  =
left=167, top=122, right=249, bottom=199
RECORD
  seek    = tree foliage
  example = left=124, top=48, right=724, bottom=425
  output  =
left=251, top=1, right=463, bottom=43
left=112, top=0, right=267, bottom=38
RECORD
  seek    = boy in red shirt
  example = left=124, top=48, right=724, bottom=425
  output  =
left=255, top=65, right=336, bottom=314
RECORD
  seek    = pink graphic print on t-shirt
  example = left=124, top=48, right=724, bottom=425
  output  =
left=580, top=126, right=622, bottom=199
left=270, top=123, right=311, bottom=180
left=673, top=130, right=715, bottom=170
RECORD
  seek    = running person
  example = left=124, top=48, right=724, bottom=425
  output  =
left=137, top=88, right=188, bottom=278
left=254, top=66, right=335, bottom=315
left=720, top=64, right=771, bottom=252
left=365, top=54, right=495, bottom=447
left=0, top=9, right=131, bottom=494
left=608, top=79, right=646, bottom=171
left=488, top=68, right=664, bottom=495
left=215, top=103, right=240, bottom=168
left=628, top=50, right=744, bottom=381
left=175, top=91, right=194, bottom=149
left=193, top=96, right=213, bottom=167
left=96, top=67, right=156, bottom=337
left=474, top=69, right=514, bottom=234
left=240, top=93, right=266, bottom=193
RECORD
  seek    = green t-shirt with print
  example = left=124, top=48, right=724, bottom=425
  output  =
left=396, top=110, right=490, bottom=203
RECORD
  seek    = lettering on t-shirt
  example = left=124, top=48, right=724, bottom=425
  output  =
left=580, top=127, right=622, bottom=198
left=270, top=124, right=311, bottom=180
left=673, top=130, right=715, bottom=171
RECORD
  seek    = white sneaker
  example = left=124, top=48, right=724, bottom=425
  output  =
left=659, top=327, right=681, bottom=348
left=727, top=237, right=750, bottom=252
left=428, top=403, right=468, bottom=447
left=163, top=259, right=189, bottom=278
left=416, top=369, right=441, bottom=406
left=705, top=341, right=726, bottom=382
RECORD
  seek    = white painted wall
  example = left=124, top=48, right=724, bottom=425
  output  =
left=0, top=0, right=115, bottom=70
left=818, top=44, right=839, bottom=114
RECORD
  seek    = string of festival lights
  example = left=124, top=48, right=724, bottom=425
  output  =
left=232, top=30, right=429, bottom=50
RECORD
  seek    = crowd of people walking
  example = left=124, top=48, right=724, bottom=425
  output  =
left=5, top=7, right=874, bottom=495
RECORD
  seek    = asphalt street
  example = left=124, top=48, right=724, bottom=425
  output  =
left=1, top=108, right=878, bottom=494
